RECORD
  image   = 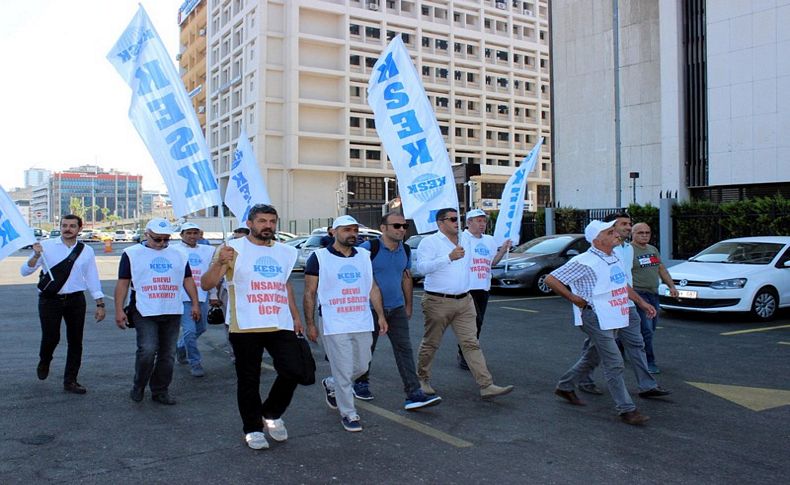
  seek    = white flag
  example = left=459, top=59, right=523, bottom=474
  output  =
left=225, top=129, right=271, bottom=222
left=493, top=138, right=544, bottom=246
left=107, top=5, right=222, bottom=217
left=0, top=185, right=37, bottom=262
left=367, top=35, right=458, bottom=234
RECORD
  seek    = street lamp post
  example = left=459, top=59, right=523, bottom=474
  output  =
left=382, top=177, right=395, bottom=215
left=629, top=172, right=639, bottom=205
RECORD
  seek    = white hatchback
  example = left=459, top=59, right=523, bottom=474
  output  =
left=658, top=236, right=790, bottom=320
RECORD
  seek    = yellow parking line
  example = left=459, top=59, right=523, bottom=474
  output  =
left=261, top=363, right=472, bottom=448
left=778, top=341, right=790, bottom=345
left=720, top=324, right=790, bottom=336
left=356, top=401, right=473, bottom=448
left=502, top=306, right=539, bottom=313
left=489, top=296, right=560, bottom=303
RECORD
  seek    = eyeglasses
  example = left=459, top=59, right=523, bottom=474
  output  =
left=385, top=223, right=410, bottom=230
left=441, top=217, right=459, bottom=223
left=149, top=236, right=170, bottom=243
left=633, top=231, right=651, bottom=235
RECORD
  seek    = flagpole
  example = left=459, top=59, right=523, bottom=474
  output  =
left=218, top=210, right=228, bottom=243
left=503, top=244, right=511, bottom=273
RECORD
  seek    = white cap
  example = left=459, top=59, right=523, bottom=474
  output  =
left=584, top=219, right=616, bottom=244
left=332, top=215, right=359, bottom=229
left=179, top=222, right=201, bottom=232
left=466, top=209, right=487, bottom=220
left=145, top=218, right=174, bottom=235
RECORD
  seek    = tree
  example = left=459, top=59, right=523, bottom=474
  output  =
left=69, top=197, right=87, bottom=220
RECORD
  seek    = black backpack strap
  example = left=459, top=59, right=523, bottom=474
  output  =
left=368, top=238, right=380, bottom=260
left=37, top=242, right=86, bottom=295
left=403, top=242, right=411, bottom=261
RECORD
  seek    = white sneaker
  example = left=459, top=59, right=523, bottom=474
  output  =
left=265, top=418, right=288, bottom=442
left=244, top=431, right=269, bottom=450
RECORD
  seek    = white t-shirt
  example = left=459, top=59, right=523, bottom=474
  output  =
left=464, top=230, right=499, bottom=292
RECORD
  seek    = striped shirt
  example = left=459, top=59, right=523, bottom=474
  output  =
left=549, top=246, right=621, bottom=303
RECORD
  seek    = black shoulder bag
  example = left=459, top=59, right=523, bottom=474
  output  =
left=37, top=242, right=85, bottom=297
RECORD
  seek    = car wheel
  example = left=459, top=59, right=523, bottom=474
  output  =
left=750, top=288, right=778, bottom=321
left=535, top=272, right=553, bottom=295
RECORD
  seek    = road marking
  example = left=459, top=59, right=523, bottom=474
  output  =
left=687, top=381, right=790, bottom=411
left=261, top=363, right=472, bottom=448
left=502, top=306, right=539, bottom=313
left=355, top=401, right=473, bottom=448
left=720, top=324, right=790, bottom=336
left=779, top=341, right=790, bottom=345
left=488, top=296, right=561, bottom=302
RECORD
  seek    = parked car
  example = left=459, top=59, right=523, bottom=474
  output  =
left=285, top=236, right=310, bottom=270
left=296, top=228, right=382, bottom=271
left=113, top=229, right=134, bottom=242
left=658, top=236, right=790, bottom=320
left=49, top=230, right=61, bottom=238
left=78, top=230, right=101, bottom=241
left=405, top=233, right=432, bottom=283
left=23, top=228, right=46, bottom=248
left=275, top=231, right=298, bottom=241
left=490, top=234, right=590, bottom=294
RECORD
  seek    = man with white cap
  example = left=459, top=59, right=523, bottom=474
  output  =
left=173, top=222, right=216, bottom=377
left=545, top=219, right=668, bottom=425
left=457, top=208, right=511, bottom=370
left=414, top=207, right=514, bottom=400
left=303, top=215, right=388, bottom=432
left=114, top=218, right=200, bottom=405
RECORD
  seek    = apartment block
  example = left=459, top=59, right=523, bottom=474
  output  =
left=200, top=0, right=551, bottom=226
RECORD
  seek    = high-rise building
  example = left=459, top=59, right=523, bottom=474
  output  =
left=550, top=0, right=790, bottom=208
left=195, top=0, right=551, bottom=226
left=24, top=168, right=50, bottom=189
left=178, top=0, right=208, bottom=132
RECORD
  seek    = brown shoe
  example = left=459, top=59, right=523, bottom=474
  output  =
left=64, top=382, right=87, bottom=394
left=620, top=410, right=650, bottom=425
left=554, top=388, right=585, bottom=406
left=481, top=384, right=514, bottom=400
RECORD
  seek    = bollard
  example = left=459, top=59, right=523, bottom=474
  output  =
left=104, top=239, right=112, bottom=253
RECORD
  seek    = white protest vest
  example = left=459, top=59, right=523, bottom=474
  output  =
left=126, top=244, right=186, bottom=317
left=569, top=251, right=630, bottom=330
left=316, top=247, right=374, bottom=335
left=464, top=231, right=498, bottom=291
left=228, top=238, right=297, bottom=331
left=175, top=242, right=215, bottom=302
left=613, top=242, right=635, bottom=307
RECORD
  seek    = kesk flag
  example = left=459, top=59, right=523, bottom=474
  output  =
left=0, top=185, right=36, bottom=262
left=107, top=5, right=221, bottom=217
left=493, top=138, right=544, bottom=247
left=367, top=35, right=458, bottom=233
left=225, top=129, right=271, bottom=222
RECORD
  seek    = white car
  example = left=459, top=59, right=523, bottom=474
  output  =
left=658, top=236, right=790, bottom=320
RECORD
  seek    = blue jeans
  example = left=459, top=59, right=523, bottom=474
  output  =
left=558, top=307, right=657, bottom=414
left=355, top=306, right=421, bottom=396
left=635, top=291, right=659, bottom=366
left=177, top=301, right=208, bottom=366
left=133, top=311, right=180, bottom=394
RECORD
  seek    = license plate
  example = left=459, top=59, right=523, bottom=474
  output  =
left=668, top=289, right=697, bottom=299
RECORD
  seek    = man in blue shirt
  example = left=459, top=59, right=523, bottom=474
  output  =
left=354, top=211, right=441, bottom=410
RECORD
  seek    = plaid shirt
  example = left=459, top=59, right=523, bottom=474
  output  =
left=550, top=246, right=621, bottom=302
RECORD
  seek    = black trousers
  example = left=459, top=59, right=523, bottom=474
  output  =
left=229, top=330, right=302, bottom=434
left=38, top=292, right=87, bottom=384
left=458, top=289, right=489, bottom=357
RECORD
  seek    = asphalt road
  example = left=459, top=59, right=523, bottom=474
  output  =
left=1, top=257, right=788, bottom=484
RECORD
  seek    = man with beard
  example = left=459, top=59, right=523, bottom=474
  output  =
left=201, top=204, right=306, bottom=450
left=21, top=214, right=105, bottom=394
left=115, top=218, right=200, bottom=405
left=303, top=215, right=388, bottom=432
left=413, top=207, right=514, bottom=400
left=352, top=211, right=442, bottom=410
left=174, top=222, right=217, bottom=377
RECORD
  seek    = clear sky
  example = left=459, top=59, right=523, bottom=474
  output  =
left=0, top=0, right=185, bottom=191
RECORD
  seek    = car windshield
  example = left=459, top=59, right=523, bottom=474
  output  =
left=406, top=236, right=424, bottom=248
left=304, top=235, right=325, bottom=248
left=689, top=242, right=784, bottom=264
left=512, top=236, right=575, bottom=255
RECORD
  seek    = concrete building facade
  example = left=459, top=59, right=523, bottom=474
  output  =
left=550, top=0, right=790, bottom=209
left=195, top=0, right=552, bottom=228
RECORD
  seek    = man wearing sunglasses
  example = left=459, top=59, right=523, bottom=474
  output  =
left=114, top=218, right=200, bottom=406
left=457, top=209, right=512, bottom=370
left=413, top=207, right=514, bottom=400
left=353, top=211, right=442, bottom=410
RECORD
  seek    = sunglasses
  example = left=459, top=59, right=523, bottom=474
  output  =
left=441, top=217, right=459, bottom=223
left=385, top=223, right=410, bottom=230
left=149, top=236, right=170, bottom=243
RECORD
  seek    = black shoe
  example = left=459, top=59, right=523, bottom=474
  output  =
left=36, top=361, right=49, bottom=380
left=63, top=382, right=87, bottom=394
left=457, top=353, right=470, bottom=371
left=638, top=387, right=671, bottom=399
left=130, top=387, right=144, bottom=402
left=151, top=393, right=177, bottom=405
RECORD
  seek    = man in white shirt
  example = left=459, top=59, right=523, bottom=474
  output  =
left=114, top=218, right=200, bottom=405
left=457, top=209, right=511, bottom=370
left=20, top=214, right=105, bottom=394
left=174, top=222, right=216, bottom=377
left=413, top=207, right=514, bottom=400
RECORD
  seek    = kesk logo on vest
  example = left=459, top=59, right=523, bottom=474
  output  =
left=474, top=243, right=491, bottom=256
left=607, top=266, right=630, bottom=316
left=471, top=243, right=493, bottom=280
left=150, top=257, right=173, bottom=273
left=254, top=256, right=283, bottom=278
left=188, top=253, right=202, bottom=267
left=337, top=265, right=361, bottom=284
left=140, top=257, right=178, bottom=300
left=248, top=256, right=287, bottom=315
left=609, top=266, right=626, bottom=285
